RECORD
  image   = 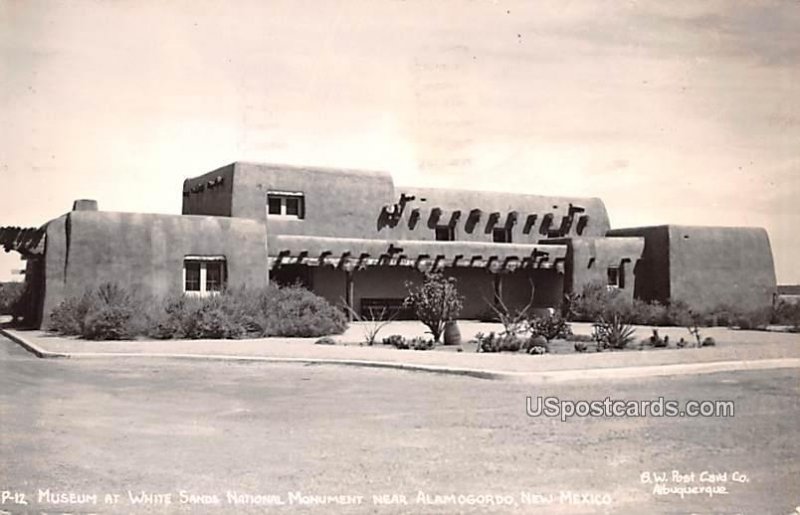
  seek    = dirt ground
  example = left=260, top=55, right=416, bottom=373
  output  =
left=1, top=335, right=799, bottom=514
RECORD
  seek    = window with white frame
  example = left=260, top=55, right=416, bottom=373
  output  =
left=184, top=256, right=227, bottom=295
left=267, top=191, right=305, bottom=219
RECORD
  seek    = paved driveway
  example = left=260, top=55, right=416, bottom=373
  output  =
left=1, top=335, right=798, bottom=513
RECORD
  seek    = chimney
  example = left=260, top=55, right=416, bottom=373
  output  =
left=72, top=199, right=98, bottom=211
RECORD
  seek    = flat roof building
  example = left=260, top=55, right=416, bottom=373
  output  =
left=2, top=161, right=778, bottom=327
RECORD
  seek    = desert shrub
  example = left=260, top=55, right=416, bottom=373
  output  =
left=592, top=315, right=636, bottom=350
left=382, top=334, right=406, bottom=348
left=731, top=308, right=772, bottom=330
left=390, top=336, right=434, bottom=350
left=256, top=283, right=347, bottom=337
left=567, top=283, right=721, bottom=327
left=475, top=332, right=526, bottom=353
left=49, top=284, right=145, bottom=339
left=408, top=337, right=435, bottom=350
left=499, top=335, right=523, bottom=352
left=475, top=332, right=501, bottom=353
left=78, top=283, right=148, bottom=340
left=523, top=334, right=549, bottom=354
left=148, top=295, right=194, bottom=339
left=773, top=300, right=800, bottom=331
left=569, top=283, right=658, bottom=325
left=568, top=283, right=630, bottom=322
left=704, top=305, right=737, bottom=327
left=82, top=304, right=137, bottom=340
left=185, top=300, right=244, bottom=339
left=390, top=337, right=410, bottom=349
left=529, top=313, right=571, bottom=341
left=49, top=282, right=347, bottom=340
left=627, top=300, right=669, bottom=326
left=344, top=305, right=397, bottom=346
left=484, top=293, right=534, bottom=338
left=48, top=292, right=93, bottom=335
left=404, top=273, right=463, bottom=342
left=0, top=282, right=25, bottom=317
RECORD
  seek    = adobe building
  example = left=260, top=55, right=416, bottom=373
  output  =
left=2, top=161, right=778, bottom=327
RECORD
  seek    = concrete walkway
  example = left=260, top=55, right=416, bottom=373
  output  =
left=3, top=322, right=800, bottom=382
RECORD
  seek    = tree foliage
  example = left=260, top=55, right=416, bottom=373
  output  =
left=403, top=273, right=463, bottom=343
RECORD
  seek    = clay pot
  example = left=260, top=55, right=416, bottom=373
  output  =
left=443, top=320, right=462, bottom=345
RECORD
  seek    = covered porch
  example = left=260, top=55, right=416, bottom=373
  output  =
left=267, top=235, right=568, bottom=320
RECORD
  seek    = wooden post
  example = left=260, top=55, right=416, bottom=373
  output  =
left=345, top=270, right=355, bottom=321
left=493, top=273, right=503, bottom=308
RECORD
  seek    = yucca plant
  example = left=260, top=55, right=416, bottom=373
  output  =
left=592, top=314, right=636, bottom=350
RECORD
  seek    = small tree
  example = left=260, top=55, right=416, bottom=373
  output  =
left=404, top=272, right=463, bottom=343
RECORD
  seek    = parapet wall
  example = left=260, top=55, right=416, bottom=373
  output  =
left=383, top=187, right=610, bottom=243
left=608, top=225, right=777, bottom=312
left=181, top=162, right=612, bottom=247
left=41, top=210, right=268, bottom=326
left=667, top=225, right=776, bottom=312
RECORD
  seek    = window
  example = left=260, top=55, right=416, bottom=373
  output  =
left=607, top=267, right=620, bottom=289
left=268, top=196, right=282, bottom=215
left=205, top=261, right=224, bottom=292
left=184, top=257, right=227, bottom=296
left=435, top=225, right=455, bottom=241
left=267, top=191, right=304, bottom=219
left=185, top=261, right=201, bottom=292
left=492, top=227, right=512, bottom=243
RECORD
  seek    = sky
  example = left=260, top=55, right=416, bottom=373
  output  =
left=1, top=0, right=798, bottom=283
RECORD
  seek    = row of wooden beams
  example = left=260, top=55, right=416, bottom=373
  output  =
left=269, top=252, right=565, bottom=273
left=0, top=226, right=45, bottom=257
